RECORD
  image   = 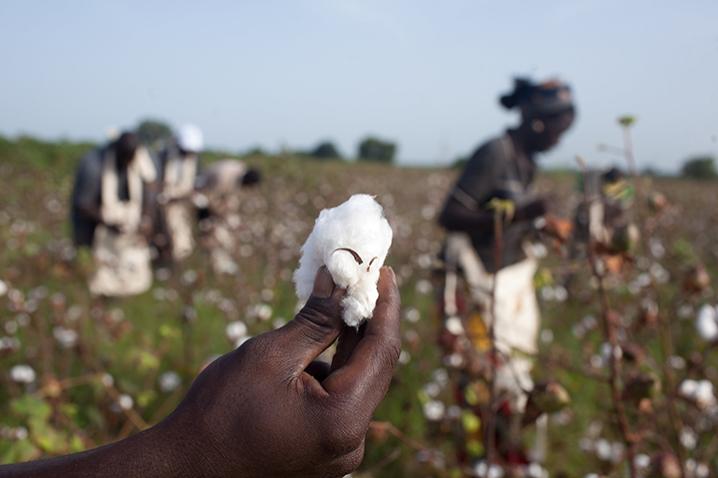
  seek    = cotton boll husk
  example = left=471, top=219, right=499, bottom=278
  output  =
left=294, top=194, right=393, bottom=327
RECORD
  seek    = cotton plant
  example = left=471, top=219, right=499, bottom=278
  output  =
left=679, top=379, right=717, bottom=411
left=294, top=194, right=393, bottom=327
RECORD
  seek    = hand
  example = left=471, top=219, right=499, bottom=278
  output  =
left=165, top=266, right=401, bottom=478
left=0, top=267, right=401, bottom=478
left=514, top=198, right=548, bottom=222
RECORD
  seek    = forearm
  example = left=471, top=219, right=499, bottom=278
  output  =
left=438, top=197, right=495, bottom=233
left=77, top=203, right=103, bottom=224
left=0, top=419, right=213, bottom=478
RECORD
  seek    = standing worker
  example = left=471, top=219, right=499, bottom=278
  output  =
left=71, top=131, right=157, bottom=296
left=437, top=78, right=576, bottom=467
left=155, top=124, right=204, bottom=262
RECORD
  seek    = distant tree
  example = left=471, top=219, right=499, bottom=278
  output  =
left=357, top=136, right=397, bottom=163
left=310, top=141, right=342, bottom=160
left=136, top=119, right=173, bottom=146
left=244, top=146, right=267, bottom=157
left=681, top=156, right=717, bottom=180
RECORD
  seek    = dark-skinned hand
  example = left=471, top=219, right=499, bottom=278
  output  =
left=514, top=197, right=548, bottom=222
left=0, top=267, right=401, bottom=478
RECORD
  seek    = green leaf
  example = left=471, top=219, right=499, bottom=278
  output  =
left=10, top=395, right=51, bottom=422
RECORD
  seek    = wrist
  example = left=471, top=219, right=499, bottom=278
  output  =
left=158, top=406, right=248, bottom=478
left=151, top=412, right=226, bottom=477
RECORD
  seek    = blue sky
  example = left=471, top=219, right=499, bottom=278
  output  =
left=1, top=0, right=716, bottom=170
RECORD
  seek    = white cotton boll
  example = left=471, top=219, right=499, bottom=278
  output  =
left=326, top=251, right=361, bottom=286
left=117, top=394, right=134, bottom=411
left=53, top=326, right=78, bottom=349
left=634, top=453, right=651, bottom=469
left=294, top=194, right=393, bottom=327
left=694, top=380, right=716, bottom=409
left=158, top=371, right=181, bottom=393
left=595, top=438, right=612, bottom=461
left=680, top=379, right=698, bottom=398
left=225, top=320, right=248, bottom=342
left=680, top=379, right=717, bottom=410
left=423, top=400, right=445, bottom=421
left=696, top=305, right=718, bottom=341
left=10, top=364, right=36, bottom=384
left=680, top=427, right=697, bottom=450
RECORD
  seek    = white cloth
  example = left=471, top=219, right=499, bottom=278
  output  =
left=100, top=147, right=155, bottom=231
left=89, top=225, right=152, bottom=296
left=90, top=147, right=155, bottom=297
left=163, top=156, right=198, bottom=260
left=165, top=202, right=194, bottom=260
left=163, top=156, right=197, bottom=200
left=444, top=233, right=540, bottom=408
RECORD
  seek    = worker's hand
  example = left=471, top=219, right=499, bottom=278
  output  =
left=164, top=266, right=401, bottom=478
left=514, top=198, right=548, bottom=222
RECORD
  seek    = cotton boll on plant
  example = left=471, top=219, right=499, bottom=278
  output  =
left=294, top=194, right=393, bottom=327
left=695, top=304, right=718, bottom=342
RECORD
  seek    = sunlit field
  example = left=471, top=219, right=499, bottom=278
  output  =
left=1, top=136, right=717, bottom=477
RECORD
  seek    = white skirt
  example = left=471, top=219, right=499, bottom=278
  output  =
left=444, top=233, right=540, bottom=406
left=165, top=202, right=194, bottom=261
left=89, top=225, right=152, bottom=297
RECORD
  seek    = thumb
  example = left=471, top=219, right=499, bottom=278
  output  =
left=273, top=266, right=346, bottom=375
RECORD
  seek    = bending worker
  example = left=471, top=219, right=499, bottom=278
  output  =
left=71, top=131, right=157, bottom=297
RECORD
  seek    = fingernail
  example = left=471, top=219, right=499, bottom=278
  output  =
left=313, top=266, right=335, bottom=299
left=382, top=266, right=397, bottom=286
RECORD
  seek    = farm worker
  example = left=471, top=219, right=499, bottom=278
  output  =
left=194, top=159, right=262, bottom=274
left=0, top=267, right=401, bottom=478
left=71, top=131, right=157, bottom=297
left=154, top=124, right=204, bottom=262
left=437, top=77, right=576, bottom=464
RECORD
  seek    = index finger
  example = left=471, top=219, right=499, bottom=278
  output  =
left=322, top=267, right=401, bottom=416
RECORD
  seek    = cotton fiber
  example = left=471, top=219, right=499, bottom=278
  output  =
left=294, top=194, right=393, bottom=327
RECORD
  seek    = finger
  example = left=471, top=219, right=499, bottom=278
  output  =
left=323, top=267, right=401, bottom=416
left=331, top=322, right=366, bottom=372
left=272, top=266, right=346, bottom=374
left=322, top=438, right=366, bottom=477
left=305, top=360, right=331, bottom=382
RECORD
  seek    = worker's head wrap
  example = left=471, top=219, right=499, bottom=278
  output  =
left=499, top=77, right=575, bottom=118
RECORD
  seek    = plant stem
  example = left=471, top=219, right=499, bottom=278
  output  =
left=484, top=211, right=504, bottom=465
